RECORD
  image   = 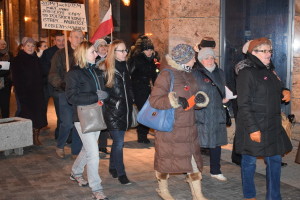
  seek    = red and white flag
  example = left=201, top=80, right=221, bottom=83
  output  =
left=90, top=4, right=113, bottom=43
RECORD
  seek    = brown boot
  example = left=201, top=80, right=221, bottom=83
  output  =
left=33, top=128, right=42, bottom=146
left=155, top=171, right=174, bottom=200
left=186, top=172, right=207, bottom=200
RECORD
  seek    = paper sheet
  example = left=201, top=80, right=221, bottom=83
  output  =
left=0, top=61, right=10, bottom=70
left=225, top=86, right=237, bottom=99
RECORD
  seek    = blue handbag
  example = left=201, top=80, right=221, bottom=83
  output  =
left=137, top=69, right=175, bottom=132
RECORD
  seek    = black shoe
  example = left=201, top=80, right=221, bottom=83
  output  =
left=281, top=162, right=288, bottom=167
left=118, top=175, right=131, bottom=185
left=137, top=138, right=150, bottom=144
left=109, top=169, right=118, bottom=178
left=99, top=147, right=110, bottom=154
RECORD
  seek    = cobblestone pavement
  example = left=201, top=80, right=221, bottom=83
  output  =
left=1, top=99, right=300, bottom=200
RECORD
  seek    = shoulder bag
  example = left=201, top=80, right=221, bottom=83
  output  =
left=137, top=69, right=175, bottom=132
left=77, top=68, right=107, bottom=133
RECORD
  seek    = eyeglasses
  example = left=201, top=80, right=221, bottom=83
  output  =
left=115, top=49, right=128, bottom=53
left=254, top=49, right=273, bottom=54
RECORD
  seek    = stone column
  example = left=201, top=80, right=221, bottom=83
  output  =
left=145, top=0, right=220, bottom=57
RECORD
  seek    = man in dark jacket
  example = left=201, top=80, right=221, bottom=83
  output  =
left=40, top=32, right=64, bottom=138
left=235, top=37, right=292, bottom=200
left=48, top=29, right=84, bottom=159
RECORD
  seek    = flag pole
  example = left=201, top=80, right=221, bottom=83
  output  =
left=110, top=27, right=113, bottom=42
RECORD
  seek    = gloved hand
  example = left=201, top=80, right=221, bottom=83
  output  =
left=178, top=96, right=189, bottom=109
left=282, top=90, right=291, bottom=102
left=97, top=90, right=108, bottom=100
left=194, top=92, right=206, bottom=103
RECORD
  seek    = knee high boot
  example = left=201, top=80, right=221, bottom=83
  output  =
left=155, top=171, right=174, bottom=200
left=186, top=172, right=207, bottom=200
left=33, top=128, right=42, bottom=146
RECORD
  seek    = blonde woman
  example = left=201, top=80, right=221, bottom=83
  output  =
left=103, top=40, right=134, bottom=185
left=65, top=41, right=108, bottom=200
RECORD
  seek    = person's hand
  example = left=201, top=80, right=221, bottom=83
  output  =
left=222, top=98, right=230, bottom=104
left=97, top=90, right=108, bottom=100
left=282, top=90, right=291, bottom=102
left=250, top=131, right=261, bottom=143
left=178, top=96, right=189, bottom=109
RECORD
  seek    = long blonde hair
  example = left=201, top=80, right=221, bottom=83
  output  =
left=105, top=39, right=125, bottom=88
left=74, top=41, right=94, bottom=68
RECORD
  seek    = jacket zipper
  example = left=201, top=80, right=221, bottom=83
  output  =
left=116, top=70, right=129, bottom=129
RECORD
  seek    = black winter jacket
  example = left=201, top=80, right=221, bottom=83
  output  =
left=104, top=60, right=134, bottom=131
left=129, top=53, right=158, bottom=109
left=234, top=53, right=292, bottom=157
left=65, top=65, right=106, bottom=122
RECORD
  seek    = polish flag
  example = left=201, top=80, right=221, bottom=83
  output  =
left=90, top=4, right=114, bottom=43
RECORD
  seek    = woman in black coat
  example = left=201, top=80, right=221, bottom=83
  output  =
left=128, top=35, right=158, bottom=143
left=65, top=41, right=109, bottom=200
left=11, top=37, right=47, bottom=145
left=104, top=40, right=134, bottom=185
left=235, top=38, right=292, bottom=200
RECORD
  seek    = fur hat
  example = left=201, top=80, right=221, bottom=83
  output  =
left=21, top=37, right=35, bottom=46
left=93, top=39, right=107, bottom=50
left=242, top=40, right=252, bottom=54
left=171, top=44, right=195, bottom=64
left=248, top=37, right=272, bottom=53
left=197, top=48, right=216, bottom=61
left=199, top=37, right=216, bottom=48
left=136, top=35, right=154, bottom=51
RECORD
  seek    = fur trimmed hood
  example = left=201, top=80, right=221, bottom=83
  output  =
left=234, top=59, right=254, bottom=75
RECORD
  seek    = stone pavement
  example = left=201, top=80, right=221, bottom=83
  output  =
left=0, top=99, right=300, bottom=200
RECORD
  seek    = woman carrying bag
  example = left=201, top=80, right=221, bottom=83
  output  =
left=65, top=41, right=109, bottom=200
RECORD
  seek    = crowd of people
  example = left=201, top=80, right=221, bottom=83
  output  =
left=0, top=31, right=293, bottom=200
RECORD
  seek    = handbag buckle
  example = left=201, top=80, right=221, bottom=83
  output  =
left=152, top=112, right=157, bottom=116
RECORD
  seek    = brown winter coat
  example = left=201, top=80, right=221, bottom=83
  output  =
left=149, top=55, right=203, bottom=173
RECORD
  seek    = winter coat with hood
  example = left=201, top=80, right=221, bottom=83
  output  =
left=103, top=60, right=134, bottom=131
left=192, top=62, right=228, bottom=148
left=11, top=50, right=47, bottom=129
left=129, top=52, right=158, bottom=110
left=149, top=55, right=205, bottom=173
left=234, top=53, right=292, bottom=157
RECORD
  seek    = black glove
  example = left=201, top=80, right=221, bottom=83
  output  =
left=195, top=93, right=206, bottom=103
left=178, top=96, right=189, bottom=109
left=60, top=82, right=66, bottom=91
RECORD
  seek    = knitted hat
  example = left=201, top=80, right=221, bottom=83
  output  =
left=171, top=44, right=195, bottom=64
left=141, top=38, right=154, bottom=51
left=93, top=39, right=107, bottom=50
left=248, top=37, right=272, bottom=53
left=21, top=37, right=35, bottom=46
left=197, top=48, right=216, bottom=61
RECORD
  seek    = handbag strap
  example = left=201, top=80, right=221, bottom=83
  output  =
left=87, top=68, right=101, bottom=90
left=200, top=70, right=224, bottom=99
left=161, top=69, right=175, bottom=92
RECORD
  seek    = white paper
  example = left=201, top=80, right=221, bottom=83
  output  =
left=225, top=86, right=237, bottom=99
left=0, top=61, right=10, bottom=70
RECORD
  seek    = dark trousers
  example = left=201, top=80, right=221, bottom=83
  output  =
left=0, top=87, right=11, bottom=118
left=51, top=90, right=61, bottom=139
left=137, top=124, right=149, bottom=140
left=209, top=146, right=222, bottom=174
left=98, top=129, right=109, bottom=148
left=109, top=130, right=126, bottom=176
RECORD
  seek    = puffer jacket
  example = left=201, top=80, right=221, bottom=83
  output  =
left=234, top=53, right=292, bottom=157
left=103, top=60, right=134, bottom=131
left=149, top=55, right=204, bottom=173
left=193, top=62, right=228, bottom=148
left=65, top=64, right=106, bottom=122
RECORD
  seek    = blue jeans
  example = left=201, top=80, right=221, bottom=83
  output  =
left=72, top=122, right=102, bottom=192
left=109, top=130, right=126, bottom=176
left=56, top=93, right=74, bottom=149
left=241, top=154, right=282, bottom=200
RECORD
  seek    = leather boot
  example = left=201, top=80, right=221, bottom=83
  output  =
left=33, top=128, right=42, bottom=146
left=155, top=171, right=174, bottom=200
left=186, top=172, right=207, bottom=200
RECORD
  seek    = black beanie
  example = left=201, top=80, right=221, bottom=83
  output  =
left=198, top=37, right=216, bottom=49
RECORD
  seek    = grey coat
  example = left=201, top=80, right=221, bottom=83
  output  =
left=193, top=63, right=228, bottom=148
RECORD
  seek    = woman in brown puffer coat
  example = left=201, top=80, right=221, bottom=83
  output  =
left=149, top=44, right=209, bottom=200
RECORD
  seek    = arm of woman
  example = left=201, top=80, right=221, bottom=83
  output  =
left=65, top=70, right=98, bottom=106
left=236, top=69, right=260, bottom=136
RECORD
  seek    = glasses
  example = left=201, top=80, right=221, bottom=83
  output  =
left=115, top=49, right=128, bottom=53
left=254, top=49, right=273, bottom=54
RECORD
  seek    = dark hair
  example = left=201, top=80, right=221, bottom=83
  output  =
left=36, top=41, right=46, bottom=52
